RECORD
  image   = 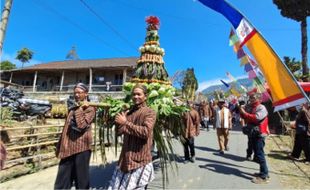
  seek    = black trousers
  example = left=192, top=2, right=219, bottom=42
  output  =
left=200, top=119, right=209, bottom=130
left=182, top=137, right=195, bottom=160
left=291, top=133, right=310, bottom=161
left=54, top=150, right=91, bottom=190
left=246, top=135, right=258, bottom=160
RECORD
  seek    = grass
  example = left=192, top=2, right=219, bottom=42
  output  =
left=266, top=134, right=310, bottom=189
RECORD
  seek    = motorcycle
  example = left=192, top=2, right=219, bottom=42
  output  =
left=0, top=87, right=52, bottom=121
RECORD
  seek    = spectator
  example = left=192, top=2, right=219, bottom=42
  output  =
left=199, top=100, right=212, bottom=131
left=106, top=81, right=112, bottom=91
left=241, top=101, right=259, bottom=162
left=288, top=103, right=310, bottom=164
left=182, top=101, right=200, bottom=163
left=240, top=93, right=269, bottom=184
left=214, top=99, right=232, bottom=154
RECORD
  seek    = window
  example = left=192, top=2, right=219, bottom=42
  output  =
left=114, top=74, right=123, bottom=85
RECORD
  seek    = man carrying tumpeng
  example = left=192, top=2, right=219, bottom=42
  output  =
left=54, top=83, right=96, bottom=189
left=239, top=92, right=269, bottom=184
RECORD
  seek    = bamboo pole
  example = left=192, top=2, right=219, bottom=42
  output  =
left=10, top=132, right=61, bottom=139
left=0, top=124, right=63, bottom=131
left=6, top=140, right=58, bottom=151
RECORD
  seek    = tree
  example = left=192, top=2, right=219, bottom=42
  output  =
left=16, top=48, right=33, bottom=68
left=283, top=56, right=302, bottom=79
left=182, top=68, right=198, bottom=100
left=0, top=60, right=16, bottom=70
left=273, top=0, right=310, bottom=79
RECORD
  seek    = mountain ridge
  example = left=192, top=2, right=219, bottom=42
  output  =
left=201, top=78, right=253, bottom=95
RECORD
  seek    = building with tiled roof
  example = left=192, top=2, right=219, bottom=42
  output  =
left=1, top=57, right=137, bottom=92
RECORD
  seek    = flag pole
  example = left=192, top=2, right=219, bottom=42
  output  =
left=225, top=0, right=310, bottom=104
left=248, top=24, right=310, bottom=104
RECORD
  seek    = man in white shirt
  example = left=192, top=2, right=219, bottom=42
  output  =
left=214, top=99, right=232, bottom=154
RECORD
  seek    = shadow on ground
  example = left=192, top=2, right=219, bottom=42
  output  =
left=195, top=145, right=218, bottom=152
left=199, top=163, right=254, bottom=180
left=212, top=151, right=246, bottom=162
left=268, top=150, right=290, bottom=160
left=89, top=162, right=116, bottom=189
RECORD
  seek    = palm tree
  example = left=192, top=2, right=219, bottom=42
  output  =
left=273, top=0, right=310, bottom=80
left=16, top=48, right=33, bottom=68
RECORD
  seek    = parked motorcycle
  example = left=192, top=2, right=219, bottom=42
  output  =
left=0, top=87, right=52, bottom=121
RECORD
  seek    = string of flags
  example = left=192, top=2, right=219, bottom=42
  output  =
left=225, top=72, right=247, bottom=95
left=220, top=79, right=241, bottom=97
left=198, top=0, right=309, bottom=112
left=229, top=29, right=271, bottom=102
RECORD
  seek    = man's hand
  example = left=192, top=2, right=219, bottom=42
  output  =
left=81, top=100, right=89, bottom=109
left=239, top=105, right=246, bottom=114
left=115, top=112, right=127, bottom=126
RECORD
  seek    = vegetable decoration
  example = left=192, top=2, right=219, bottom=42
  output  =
left=98, top=16, right=188, bottom=188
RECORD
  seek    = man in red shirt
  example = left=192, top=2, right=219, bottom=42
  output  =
left=240, top=93, right=269, bottom=184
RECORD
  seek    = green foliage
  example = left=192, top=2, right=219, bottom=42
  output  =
left=0, top=60, right=16, bottom=70
left=273, top=0, right=310, bottom=22
left=16, top=48, right=34, bottom=68
left=0, top=107, right=13, bottom=125
left=273, top=0, right=309, bottom=78
left=213, top=90, right=225, bottom=100
left=182, top=68, right=198, bottom=100
left=104, top=82, right=188, bottom=121
left=283, top=56, right=301, bottom=73
left=122, top=82, right=188, bottom=185
left=283, top=56, right=310, bottom=81
left=99, top=82, right=189, bottom=186
left=101, top=96, right=130, bottom=118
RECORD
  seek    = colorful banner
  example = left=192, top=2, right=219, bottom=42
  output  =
left=198, top=0, right=308, bottom=111
left=229, top=29, right=239, bottom=46
left=244, top=63, right=252, bottom=72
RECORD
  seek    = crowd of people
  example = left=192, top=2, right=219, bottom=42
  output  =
left=1, top=81, right=307, bottom=189
left=50, top=82, right=310, bottom=189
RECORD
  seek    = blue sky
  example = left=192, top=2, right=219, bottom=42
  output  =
left=1, top=0, right=308, bottom=91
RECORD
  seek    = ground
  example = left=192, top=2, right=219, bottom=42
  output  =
left=266, top=134, right=310, bottom=189
left=0, top=127, right=309, bottom=189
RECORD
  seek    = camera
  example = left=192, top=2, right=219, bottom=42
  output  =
left=238, top=100, right=246, bottom=106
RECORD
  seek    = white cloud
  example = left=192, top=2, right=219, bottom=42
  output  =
left=235, top=75, right=248, bottom=80
left=197, top=75, right=248, bottom=92
left=1, top=51, right=41, bottom=68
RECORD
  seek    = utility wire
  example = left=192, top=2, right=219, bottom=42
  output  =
left=79, top=0, right=137, bottom=51
left=112, top=0, right=223, bottom=28
left=31, top=0, right=129, bottom=56
left=114, top=0, right=195, bottom=22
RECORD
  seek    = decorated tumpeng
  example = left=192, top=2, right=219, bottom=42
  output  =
left=101, top=16, right=188, bottom=187
left=132, top=16, right=170, bottom=85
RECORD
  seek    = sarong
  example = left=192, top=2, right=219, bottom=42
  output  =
left=108, top=162, right=155, bottom=190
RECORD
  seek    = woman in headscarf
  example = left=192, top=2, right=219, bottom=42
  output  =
left=54, top=83, right=96, bottom=189
left=108, top=84, right=157, bottom=190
